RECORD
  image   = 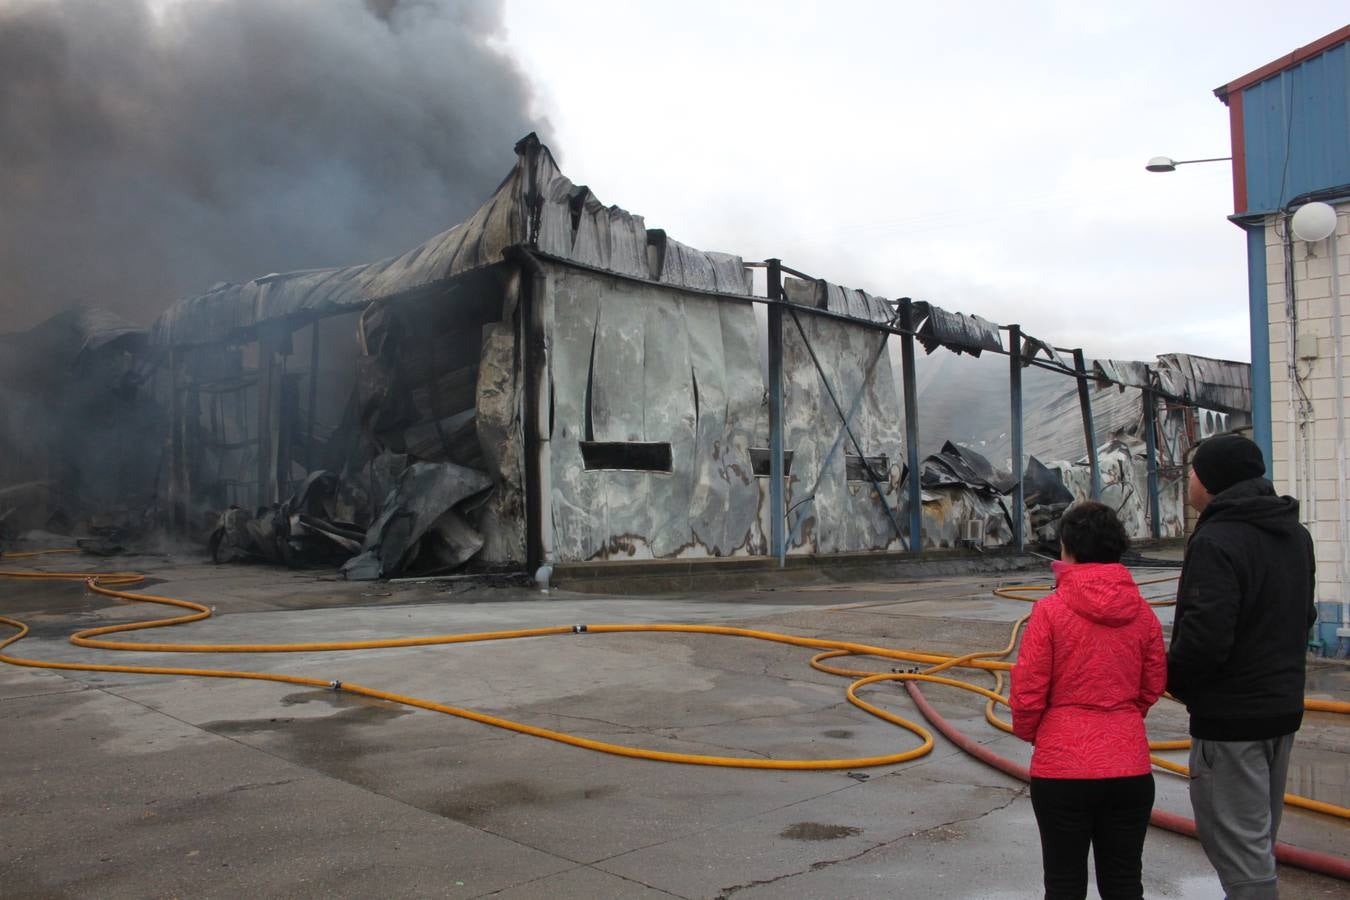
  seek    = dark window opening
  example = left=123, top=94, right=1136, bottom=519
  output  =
left=750, top=448, right=794, bottom=477
left=580, top=441, right=673, bottom=472
left=846, top=454, right=888, bottom=483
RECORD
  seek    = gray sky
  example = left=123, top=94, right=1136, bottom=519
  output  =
left=499, top=1, right=1349, bottom=362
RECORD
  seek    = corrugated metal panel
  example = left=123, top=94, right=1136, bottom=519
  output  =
left=1240, top=40, right=1350, bottom=213
left=1154, top=353, right=1250, bottom=413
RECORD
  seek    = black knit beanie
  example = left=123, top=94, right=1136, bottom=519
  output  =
left=1191, top=434, right=1266, bottom=495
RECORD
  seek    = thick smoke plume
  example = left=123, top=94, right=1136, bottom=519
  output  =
left=0, top=0, right=550, bottom=332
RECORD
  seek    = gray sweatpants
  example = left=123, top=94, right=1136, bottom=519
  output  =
left=1188, top=734, right=1295, bottom=900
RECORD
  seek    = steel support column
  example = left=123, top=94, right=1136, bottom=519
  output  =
left=767, top=259, right=786, bottom=566
left=167, top=348, right=185, bottom=533
left=1245, top=224, right=1273, bottom=468
left=1143, top=387, right=1162, bottom=540
left=1009, top=325, right=1025, bottom=551
left=899, top=299, right=922, bottom=551
left=306, top=320, right=321, bottom=473
left=255, top=329, right=280, bottom=508
left=1072, top=348, right=1102, bottom=500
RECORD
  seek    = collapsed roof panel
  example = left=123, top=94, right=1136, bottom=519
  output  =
left=911, top=301, right=1004, bottom=356
left=1093, top=358, right=1152, bottom=391
left=0, top=306, right=147, bottom=388
left=920, top=441, right=1013, bottom=493
left=1018, top=333, right=1070, bottom=370
left=1155, top=353, right=1250, bottom=413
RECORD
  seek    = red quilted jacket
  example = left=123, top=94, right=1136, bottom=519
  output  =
left=1010, top=561, right=1166, bottom=779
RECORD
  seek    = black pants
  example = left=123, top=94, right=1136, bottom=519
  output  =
left=1029, top=774, right=1155, bottom=900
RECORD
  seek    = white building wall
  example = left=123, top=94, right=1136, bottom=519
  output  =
left=1264, top=202, right=1350, bottom=638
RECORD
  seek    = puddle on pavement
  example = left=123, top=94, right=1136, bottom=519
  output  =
left=1, top=578, right=100, bottom=617
left=1, top=573, right=168, bottom=619
left=279, top=689, right=408, bottom=709
left=1305, top=665, right=1350, bottom=695
left=779, top=822, right=862, bottom=841
left=203, top=698, right=409, bottom=737
left=433, top=780, right=619, bottom=823
left=1285, top=746, right=1349, bottom=809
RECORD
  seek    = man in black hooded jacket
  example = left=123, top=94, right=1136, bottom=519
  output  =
left=1167, top=433, right=1317, bottom=900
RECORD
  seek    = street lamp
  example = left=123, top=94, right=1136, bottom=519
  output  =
left=1145, top=155, right=1232, bottom=172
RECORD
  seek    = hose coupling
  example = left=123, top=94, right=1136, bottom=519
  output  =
left=329, top=679, right=343, bottom=691
left=571, top=624, right=588, bottom=634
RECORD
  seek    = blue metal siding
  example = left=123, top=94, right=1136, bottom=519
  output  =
left=1241, top=41, right=1350, bottom=213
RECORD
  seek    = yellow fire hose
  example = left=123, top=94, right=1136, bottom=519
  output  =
left=0, top=552, right=1346, bottom=821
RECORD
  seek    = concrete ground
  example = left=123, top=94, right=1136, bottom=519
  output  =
left=1, top=550, right=1347, bottom=899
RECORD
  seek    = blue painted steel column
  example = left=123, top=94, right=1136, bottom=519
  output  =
left=1072, top=348, right=1102, bottom=500
left=767, top=259, right=786, bottom=566
left=1009, top=325, right=1025, bottom=551
left=1143, top=387, right=1162, bottom=540
left=899, top=299, right=922, bottom=551
left=1246, top=224, right=1272, bottom=467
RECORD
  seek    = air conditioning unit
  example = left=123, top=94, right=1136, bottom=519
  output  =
left=961, top=519, right=985, bottom=545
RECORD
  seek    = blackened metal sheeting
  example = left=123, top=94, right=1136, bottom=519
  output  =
left=1093, top=359, right=1152, bottom=391
left=920, top=441, right=1014, bottom=494
left=340, top=460, right=493, bottom=580
left=1023, top=456, right=1074, bottom=507
left=1019, top=334, right=1070, bottom=371
left=911, top=301, right=1004, bottom=357
left=1155, top=353, right=1251, bottom=413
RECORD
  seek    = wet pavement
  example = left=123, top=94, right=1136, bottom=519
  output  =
left=1, top=553, right=1347, bottom=899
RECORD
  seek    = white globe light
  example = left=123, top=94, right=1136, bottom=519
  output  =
left=1290, top=201, right=1338, bottom=242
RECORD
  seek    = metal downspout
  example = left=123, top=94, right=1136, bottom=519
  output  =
left=511, top=246, right=555, bottom=575
left=1328, top=221, right=1350, bottom=641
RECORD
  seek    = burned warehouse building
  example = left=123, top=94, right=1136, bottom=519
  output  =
left=1, top=135, right=1251, bottom=577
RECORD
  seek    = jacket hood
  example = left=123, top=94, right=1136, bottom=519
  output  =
left=1051, top=560, right=1143, bottom=627
left=1197, top=477, right=1301, bottom=536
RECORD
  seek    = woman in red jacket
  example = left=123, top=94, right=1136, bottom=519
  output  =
left=1011, top=501, right=1167, bottom=900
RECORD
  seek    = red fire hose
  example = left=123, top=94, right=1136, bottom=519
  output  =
left=905, top=682, right=1350, bottom=882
